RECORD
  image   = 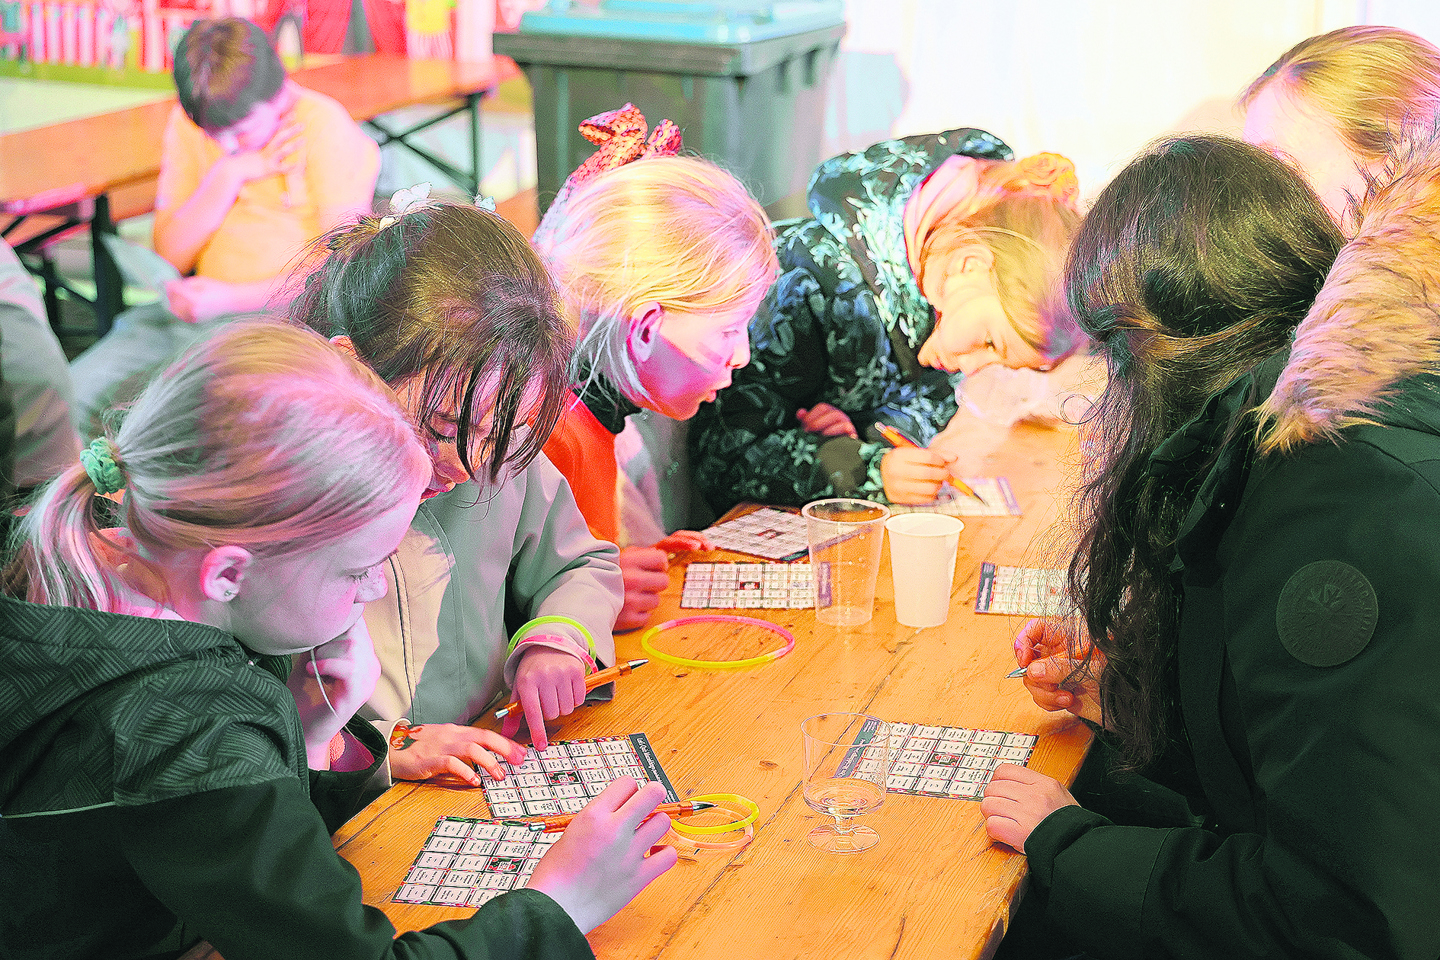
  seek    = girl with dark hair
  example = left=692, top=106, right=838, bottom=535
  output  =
left=293, top=195, right=626, bottom=774
left=983, top=134, right=1440, bottom=957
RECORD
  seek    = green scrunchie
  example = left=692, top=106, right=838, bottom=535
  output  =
left=80, top=437, right=125, bottom=495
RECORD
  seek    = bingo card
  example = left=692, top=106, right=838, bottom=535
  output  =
left=974, top=561, right=1069, bottom=616
left=886, top=477, right=1023, bottom=517
left=394, top=817, right=560, bottom=907
left=700, top=507, right=809, bottom=561
left=479, top=734, right=679, bottom=819
left=834, top=718, right=1039, bottom=801
left=681, top=561, right=813, bottom=609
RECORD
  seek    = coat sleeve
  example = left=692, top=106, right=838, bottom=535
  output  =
left=689, top=223, right=891, bottom=513
left=504, top=454, right=622, bottom=676
left=115, top=777, right=595, bottom=960
left=1025, top=437, right=1440, bottom=960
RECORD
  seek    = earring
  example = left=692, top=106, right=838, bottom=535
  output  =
left=221, top=588, right=236, bottom=600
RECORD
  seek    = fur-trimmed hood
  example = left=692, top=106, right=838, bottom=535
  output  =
left=1260, top=128, right=1440, bottom=453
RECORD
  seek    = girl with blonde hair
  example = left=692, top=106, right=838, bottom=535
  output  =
left=1242, top=24, right=1440, bottom=230
left=532, top=105, right=779, bottom=631
left=689, top=128, right=1083, bottom=515
left=0, top=321, right=675, bottom=959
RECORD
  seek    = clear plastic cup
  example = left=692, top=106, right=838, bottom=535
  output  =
left=802, top=498, right=890, bottom=626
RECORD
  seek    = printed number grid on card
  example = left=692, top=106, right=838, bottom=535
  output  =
left=394, top=817, right=561, bottom=908
left=974, top=561, right=1069, bottom=616
left=699, top=507, right=809, bottom=561
left=835, top=719, right=1038, bottom=800
left=886, top=477, right=1023, bottom=517
left=479, top=734, right=680, bottom=818
left=681, top=562, right=813, bottom=609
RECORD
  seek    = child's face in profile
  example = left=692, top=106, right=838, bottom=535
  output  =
left=917, top=252, right=1046, bottom=376
left=634, top=292, right=760, bottom=420
left=226, top=487, right=422, bottom=655
left=393, top=370, right=542, bottom=498
left=211, top=83, right=296, bottom=156
left=1243, top=83, right=1373, bottom=230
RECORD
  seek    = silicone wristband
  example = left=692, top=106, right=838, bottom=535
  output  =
left=508, top=615, right=597, bottom=660
left=668, top=793, right=760, bottom=836
left=513, top=633, right=598, bottom=674
left=640, top=616, right=795, bottom=670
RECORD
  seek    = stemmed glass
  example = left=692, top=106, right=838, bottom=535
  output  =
left=801, top=712, right=894, bottom=853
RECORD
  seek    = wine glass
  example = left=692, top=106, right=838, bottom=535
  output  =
left=801, top=712, right=894, bottom=853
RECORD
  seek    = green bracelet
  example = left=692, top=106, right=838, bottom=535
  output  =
left=508, top=615, right=598, bottom=660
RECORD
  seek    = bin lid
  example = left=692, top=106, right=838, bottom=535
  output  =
left=518, top=0, right=845, bottom=44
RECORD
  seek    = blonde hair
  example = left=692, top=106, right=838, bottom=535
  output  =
left=1241, top=25, right=1440, bottom=164
left=532, top=155, right=778, bottom=403
left=916, top=157, right=1083, bottom=361
left=10, top=322, right=427, bottom=611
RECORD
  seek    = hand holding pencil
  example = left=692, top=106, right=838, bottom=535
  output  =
left=875, top=422, right=989, bottom=507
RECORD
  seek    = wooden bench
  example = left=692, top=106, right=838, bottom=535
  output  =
left=0, top=54, right=521, bottom=334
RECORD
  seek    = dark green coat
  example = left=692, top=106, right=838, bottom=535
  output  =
left=689, top=129, right=1012, bottom=513
left=1026, top=354, right=1440, bottom=959
left=0, top=595, right=593, bottom=960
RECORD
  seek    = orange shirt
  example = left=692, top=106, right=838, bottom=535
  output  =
left=543, top=392, right=621, bottom=544
left=154, top=88, right=380, bottom=284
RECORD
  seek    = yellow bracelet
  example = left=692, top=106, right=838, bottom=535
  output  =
left=668, top=793, right=760, bottom=836
left=508, top=615, right=597, bottom=660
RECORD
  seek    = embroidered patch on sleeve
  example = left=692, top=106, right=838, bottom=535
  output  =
left=1275, top=560, right=1378, bottom=667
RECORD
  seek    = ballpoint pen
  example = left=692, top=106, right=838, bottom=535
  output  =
left=874, top=422, right=989, bottom=506
left=493, top=658, right=649, bottom=719
left=502, top=800, right=718, bottom=833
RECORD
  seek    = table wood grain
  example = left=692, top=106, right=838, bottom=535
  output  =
left=330, top=419, right=1090, bottom=960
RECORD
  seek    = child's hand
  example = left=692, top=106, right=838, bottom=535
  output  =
left=503, top=646, right=589, bottom=750
left=286, top=622, right=381, bottom=768
left=616, top=546, right=669, bottom=632
left=166, top=275, right=242, bottom=324
left=655, top=530, right=712, bottom=552
left=1014, top=617, right=1104, bottom=726
left=796, top=403, right=858, bottom=438
left=980, top=763, right=1079, bottom=853
left=527, top=777, right=678, bottom=933
left=880, top=446, right=958, bottom=504
left=216, top=122, right=302, bottom=187
left=388, top=722, right=527, bottom=786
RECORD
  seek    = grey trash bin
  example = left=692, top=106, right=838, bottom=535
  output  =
left=494, top=0, right=845, bottom=218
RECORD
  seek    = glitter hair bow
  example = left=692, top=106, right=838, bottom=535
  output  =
left=376, top=182, right=498, bottom=229
left=549, top=102, right=683, bottom=209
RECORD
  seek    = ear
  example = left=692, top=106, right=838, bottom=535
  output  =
left=329, top=334, right=360, bottom=362
left=626, top=302, right=665, bottom=363
left=198, top=545, right=255, bottom=603
left=951, top=240, right=996, bottom=276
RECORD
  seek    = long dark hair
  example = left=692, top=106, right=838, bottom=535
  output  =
left=1067, top=136, right=1344, bottom=768
left=293, top=202, right=570, bottom=485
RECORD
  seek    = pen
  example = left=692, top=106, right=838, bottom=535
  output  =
left=503, top=800, right=718, bottom=833
left=1006, top=666, right=1028, bottom=678
left=493, top=658, right=649, bottom=719
left=874, top=422, right=989, bottom=506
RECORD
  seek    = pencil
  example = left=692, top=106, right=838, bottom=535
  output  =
left=504, top=800, right=718, bottom=833
left=874, top=423, right=989, bottom=506
left=493, top=658, right=649, bottom=719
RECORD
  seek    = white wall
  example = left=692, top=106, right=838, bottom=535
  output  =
left=826, top=0, right=1440, bottom=200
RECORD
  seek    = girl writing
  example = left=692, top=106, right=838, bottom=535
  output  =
left=985, top=133, right=1440, bottom=958
left=0, top=321, right=675, bottom=959
left=689, top=129, right=1083, bottom=513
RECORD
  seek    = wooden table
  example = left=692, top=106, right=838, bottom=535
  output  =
left=0, top=54, right=518, bottom=333
left=329, top=420, right=1091, bottom=960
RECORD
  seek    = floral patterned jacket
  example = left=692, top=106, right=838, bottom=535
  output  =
left=688, top=128, right=1012, bottom=513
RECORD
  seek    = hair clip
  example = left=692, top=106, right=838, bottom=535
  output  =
left=378, top=182, right=439, bottom=228
left=474, top=194, right=497, bottom=212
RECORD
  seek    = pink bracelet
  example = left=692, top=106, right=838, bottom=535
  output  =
left=514, top=633, right=598, bottom=674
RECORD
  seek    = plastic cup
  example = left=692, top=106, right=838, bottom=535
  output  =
left=802, top=498, right=890, bottom=626
left=884, top=513, right=964, bottom=627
